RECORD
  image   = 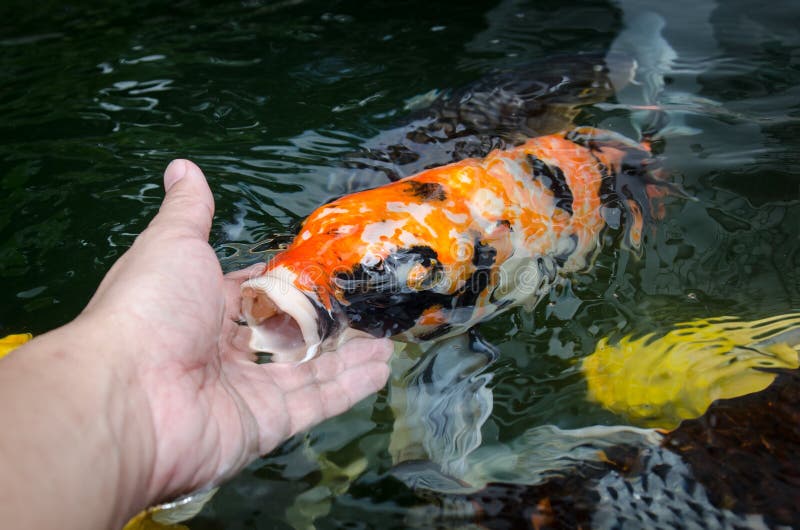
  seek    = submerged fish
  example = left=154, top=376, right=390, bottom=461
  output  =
left=241, top=126, right=658, bottom=363
left=583, top=312, right=800, bottom=428
left=327, top=52, right=634, bottom=195
left=386, top=312, right=800, bottom=528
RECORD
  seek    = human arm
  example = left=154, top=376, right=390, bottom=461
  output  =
left=0, top=159, right=393, bottom=529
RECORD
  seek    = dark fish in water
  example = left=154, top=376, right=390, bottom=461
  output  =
left=330, top=52, right=636, bottom=193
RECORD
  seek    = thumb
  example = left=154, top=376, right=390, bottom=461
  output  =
left=150, top=159, right=216, bottom=240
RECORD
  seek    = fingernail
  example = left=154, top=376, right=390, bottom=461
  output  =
left=164, top=159, right=188, bottom=192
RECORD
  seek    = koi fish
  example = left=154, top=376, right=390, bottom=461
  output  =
left=241, top=126, right=657, bottom=363
left=404, top=317, right=800, bottom=529
left=326, top=52, right=634, bottom=195
left=582, top=312, right=800, bottom=428
left=383, top=311, right=800, bottom=528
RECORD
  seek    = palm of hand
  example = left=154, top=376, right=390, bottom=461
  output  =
left=80, top=160, right=392, bottom=504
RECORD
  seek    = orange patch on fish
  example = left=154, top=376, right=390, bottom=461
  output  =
left=242, top=128, right=658, bottom=362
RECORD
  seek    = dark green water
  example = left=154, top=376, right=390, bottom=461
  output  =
left=2, top=0, right=800, bottom=528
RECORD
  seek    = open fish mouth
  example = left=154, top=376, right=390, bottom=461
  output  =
left=241, top=265, right=333, bottom=363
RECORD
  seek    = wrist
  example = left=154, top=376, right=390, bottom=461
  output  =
left=0, top=316, right=157, bottom=528
left=70, top=313, right=160, bottom=524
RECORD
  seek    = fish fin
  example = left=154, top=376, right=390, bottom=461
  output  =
left=285, top=443, right=369, bottom=530
left=150, top=488, right=218, bottom=525
left=389, top=333, right=495, bottom=478
left=566, top=126, right=650, bottom=153
left=0, top=333, right=32, bottom=359
left=123, top=488, right=218, bottom=530
left=468, top=327, right=500, bottom=362
left=390, top=459, right=473, bottom=494
left=606, top=11, right=677, bottom=140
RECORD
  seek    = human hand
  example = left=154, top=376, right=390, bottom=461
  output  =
left=1, top=160, right=392, bottom=528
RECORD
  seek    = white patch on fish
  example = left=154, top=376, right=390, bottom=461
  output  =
left=470, top=189, right=505, bottom=218
left=361, top=220, right=406, bottom=244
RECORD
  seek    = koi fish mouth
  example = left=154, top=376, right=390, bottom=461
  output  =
left=241, top=266, right=334, bottom=363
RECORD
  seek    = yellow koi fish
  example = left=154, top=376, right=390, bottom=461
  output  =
left=583, top=313, right=800, bottom=428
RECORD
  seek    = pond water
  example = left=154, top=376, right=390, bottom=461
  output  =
left=2, top=0, right=799, bottom=528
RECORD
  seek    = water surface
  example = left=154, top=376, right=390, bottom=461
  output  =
left=1, top=0, right=799, bottom=528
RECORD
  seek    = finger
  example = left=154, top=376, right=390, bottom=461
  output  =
left=149, top=159, right=215, bottom=241
left=226, top=338, right=392, bottom=453
left=309, top=338, right=394, bottom=382
left=225, top=263, right=266, bottom=283
left=220, top=321, right=254, bottom=362
left=282, top=360, right=391, bottom=437
left=263, top=338, right=394, bottom=393
left=230, top=324, right=253, bottom=355
left=222, top=264, right=265, bottom=321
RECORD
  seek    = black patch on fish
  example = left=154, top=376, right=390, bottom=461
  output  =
left=472, top=240, right=497, bottom=267
left=589, top=150, right=639, bottom=239
left=457, top=240, right=497, bottom=308
left=405, top=180, right=447, bottom=201
left=497, top=219, right=512, bottom=231
left=566, top=128, right=668, bottom=229
left=338, top=242, right=505, bottom=339
left=587, top=144, right=662, bottom=248
left=596, top=157, right=618, bottom=210
left=310, top=295, right=339, bottom=341
left=417, top=323, right=453, bottom=341
left=619, top=149, right=666, bottom=237
left=402, top=245, right=439, bottom=265
left=528, top=155, right=573, bottom=215
left=564, top=129, right=602, bottom=151
left=468, top=327, right=500, bottom=360
left=538, top=256, right=558, bottom=283
left=341, top=289, right=452, bottom=338
left=336, top=245, right=451, bottom=337
left=572, top=140, right=652, bottom=251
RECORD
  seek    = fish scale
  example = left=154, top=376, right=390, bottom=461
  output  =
left=592, top=447, right=769, bottom=530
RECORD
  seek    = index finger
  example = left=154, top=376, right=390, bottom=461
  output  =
left=223, top=263, right=266, bottom=321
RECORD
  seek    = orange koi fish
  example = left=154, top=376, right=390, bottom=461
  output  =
left=242, top=127, right=655, bottom=362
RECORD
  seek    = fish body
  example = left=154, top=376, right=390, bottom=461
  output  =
left=242, top=127, right=653, bottom=363
left=583, top=313, right=800, bottom=428
left=332, top=52, right=636, bottom=194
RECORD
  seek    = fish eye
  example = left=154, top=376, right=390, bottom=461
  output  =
left=406, top=260, right=440, bottom=291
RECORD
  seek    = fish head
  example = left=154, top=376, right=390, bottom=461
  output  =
left=241, top=259, right=343, bottom=364
left=241, top=178, right=499, bottom=363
